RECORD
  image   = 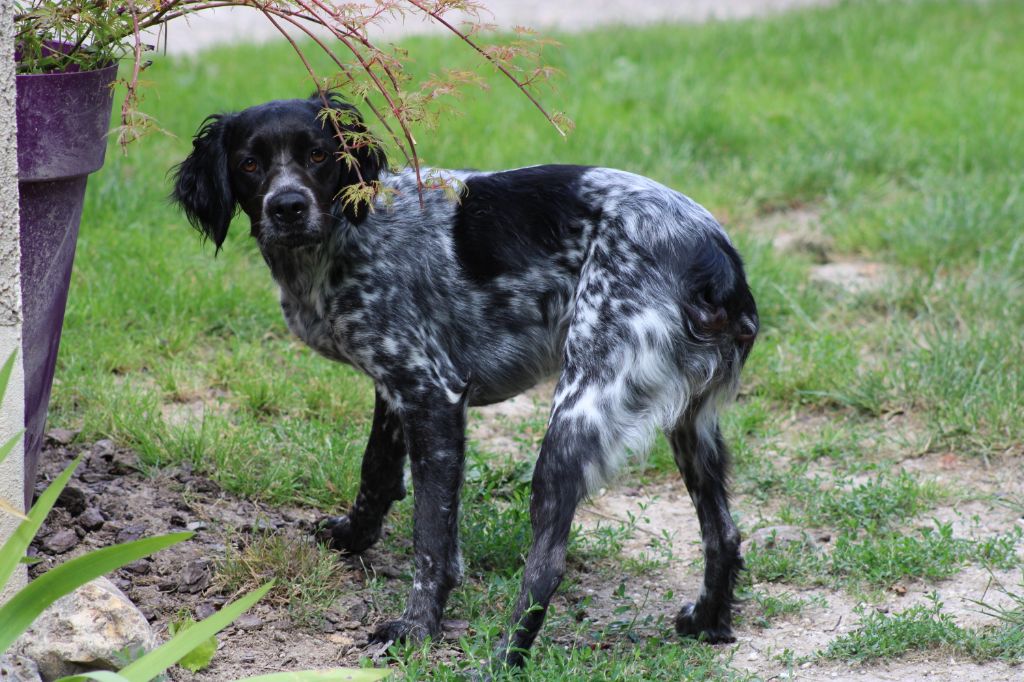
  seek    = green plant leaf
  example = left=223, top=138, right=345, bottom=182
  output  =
left=0, top=532, right=192, bottom=651
left=240, top=670, right=392, bottom=682
left=117, top=582, right=275, bottom=682
left=0, top=456, right=81, bottom=591
left=57, top=672, right=133, bottom=682
left=167, top=617, right=217, bottom=673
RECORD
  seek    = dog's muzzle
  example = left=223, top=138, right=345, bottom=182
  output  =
left=261, top=186, right=322, bottom=246
left=268, top=190, right=311, bottom=226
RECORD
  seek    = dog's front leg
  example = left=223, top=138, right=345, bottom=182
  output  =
left=369, top=393, right=467, bottom=645
left=316, top=390, right=407, bottom=553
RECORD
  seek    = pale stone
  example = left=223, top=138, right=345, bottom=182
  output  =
left=742, top=525, right=813, bottom=552
left=0, top=655, right=42, bottom=682
left=13, top=577, right=157, bottom=681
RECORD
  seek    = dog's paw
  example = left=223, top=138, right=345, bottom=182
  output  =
left=368, top=618, right=436, bottom=647
left=313, top=514, right=381, bottom=554
left=674, top=602, right=736, bottom=644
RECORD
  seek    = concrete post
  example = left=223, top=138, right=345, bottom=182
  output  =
left=1, top=2, right=27, bottom=600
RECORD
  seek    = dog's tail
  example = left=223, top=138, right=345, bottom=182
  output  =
left=676, top=232, right=759, bottom=361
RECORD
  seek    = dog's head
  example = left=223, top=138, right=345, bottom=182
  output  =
left=172, top=95, right=384, bottom=251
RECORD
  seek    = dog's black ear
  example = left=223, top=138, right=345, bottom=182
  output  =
left=172, top=113, right=237, bottom=251
left=317, top=94, right=386, bottom=223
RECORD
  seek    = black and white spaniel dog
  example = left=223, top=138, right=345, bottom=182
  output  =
left=172, top=95, right=758, bottom=668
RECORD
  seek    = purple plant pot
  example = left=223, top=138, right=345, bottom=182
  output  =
left=16, top=60, right=118, bottom=507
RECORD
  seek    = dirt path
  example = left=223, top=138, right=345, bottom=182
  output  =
left=154, top=0, right=838, bottom=55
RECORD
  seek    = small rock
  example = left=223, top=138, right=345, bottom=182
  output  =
left=78, top=508, right=105, bottom=531
left=13, top=577, right=156, bottom=681
left=56, top=486, right=88, bottom=516
left=123, top=559, right=151, bottom=575
left=116, top=524, right=148, bottom=543
left=0, top=654, right=42, bottom=682
left=239, top=519, right=274, bottom=534
left=319, top=620, right=337, bottom=633
left=742, top=525, right=811, bottom=553
left=331, top=597, right=368, bottom=622
left=177, top=560, right=211, bottom=594
left=80, top=471, right=110, bottom=484
left=235, top=613, right=263, bottom=630
left=239, top=653, right=257, bottom=664
left=109, top=449, right=140, bottom=473
left=41, top=529, right=80, bottom=554
left=45, top=428, right=80, bottom=446
left=186, top=521, right=208, bottom=532
left=195, top=602, right=217, bottom=620
left=442, top=619, right=470, bottom=640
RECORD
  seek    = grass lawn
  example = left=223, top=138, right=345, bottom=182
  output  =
left=51, top=0, right=1024, bottom=678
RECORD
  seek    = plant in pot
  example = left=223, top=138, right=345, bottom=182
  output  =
left=13, top=0, right=568, bottom=509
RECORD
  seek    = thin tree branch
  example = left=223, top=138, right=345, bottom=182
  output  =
left=404, top=0, right=567, bottom=137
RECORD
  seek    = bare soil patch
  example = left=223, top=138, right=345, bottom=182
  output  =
left=29, top=439, right=380, bottom=679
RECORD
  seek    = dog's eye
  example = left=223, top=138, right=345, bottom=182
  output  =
left=240, top=158, right=258, bottom=173
left=310, top=149, right=328, bottom=164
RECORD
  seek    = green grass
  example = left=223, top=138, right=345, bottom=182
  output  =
left=822, top=595, right=1024, bottom=663
left=745, top=521, right=1022, bottom=591
left=215, top=528, right=351, bottom=627
left=49, top=0, right=1024, bottom=677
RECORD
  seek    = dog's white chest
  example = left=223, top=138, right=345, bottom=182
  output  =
left=279, top=289, right=350, bottom=364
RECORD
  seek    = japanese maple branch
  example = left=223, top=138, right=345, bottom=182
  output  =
left=404, top=0, right=567, bottom=137
left=289, top=0, right=422, bottom=191
left=261, top=10, right=414, bottom=166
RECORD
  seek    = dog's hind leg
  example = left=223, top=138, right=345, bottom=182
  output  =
left=495, top=402, right=592, bottom=668
left=667, top=398, right=741, bottom=644
left=316, top=390, right=406, bottom=553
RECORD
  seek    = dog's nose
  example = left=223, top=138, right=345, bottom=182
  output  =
left=268, top=191, right=310, bottom=224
